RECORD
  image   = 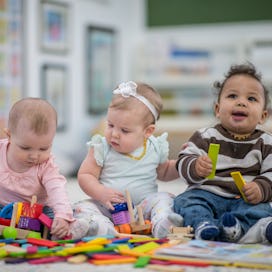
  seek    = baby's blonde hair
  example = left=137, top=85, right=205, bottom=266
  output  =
left=109, top=82, right=163, bottom=126
left=8, top=97, right=57, bottom=135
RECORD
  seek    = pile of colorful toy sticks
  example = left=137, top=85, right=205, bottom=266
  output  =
left=3, top=234, right=271, bottom=270
left=0, top=234, right=216, bottom=269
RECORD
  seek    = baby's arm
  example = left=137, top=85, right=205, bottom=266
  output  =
left=157, top=154, right=212, bottom=181
left=78, top=148, right=125, bottom=209
left=157, top=159, right=179, bottom=181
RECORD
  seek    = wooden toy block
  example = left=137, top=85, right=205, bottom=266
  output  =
left=28, top=256, right=66, bottom=264
left=15, top=202, right=23, bottom=225
left=18, top=216, right=41, bottom=231
left=207, top=143, right=220, bottom=179
left=170, top=226, right=193, bottom=235
left=126, top=190, right=135, bottom=224
left=132, top=241, right=160, bottom=253
left=38, top=213, right=53, bottom=239
left=27, top=237, right=59, bottom=248
left=134, top=255, right=151, bottom=268
left=0, top=218, right=11, bottom=226
left=38, top=213, right=53, bottom=228
left=26, top=245, right=39, bottom=254
left=10, top=202, right=18, bottom=227
left=112, top=211, right=130, bottom=225
left=111, top=203, right=130, bottom=225
left=128, top=204, right=151, bottom=233
left=67, top=254, right=88, bottom=263
left=21, top=196, right=43, bottom=218
left=231, top=171, right=247, bottom=202
left=117, top=233, right=150, bottom=238
left=2, top=244, right=26, bottom=253
left=168, top=226, right=194, bottom=240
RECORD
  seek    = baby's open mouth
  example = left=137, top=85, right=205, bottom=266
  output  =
left=232, top=111, right=247, bottom=117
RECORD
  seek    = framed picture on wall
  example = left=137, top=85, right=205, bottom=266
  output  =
left=86, top=26, right=116, bottom=114
left=0, top=0, right=24, bottom=138
left=40, top=0, right=69, bottom=53
left=41, top=64, right=68, bottom=131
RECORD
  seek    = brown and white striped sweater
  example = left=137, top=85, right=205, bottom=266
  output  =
left=176, top=124, right=272, bottom=202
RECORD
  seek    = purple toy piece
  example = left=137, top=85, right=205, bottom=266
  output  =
left=18, top=216, right=41, bottom=231
left=112, top=210, right=130, bottom=225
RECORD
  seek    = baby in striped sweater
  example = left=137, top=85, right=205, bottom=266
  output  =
left=174, top=62, right=272, bottom=243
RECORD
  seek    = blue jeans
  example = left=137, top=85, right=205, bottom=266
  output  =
left=174, top=189, right=272, bottom=237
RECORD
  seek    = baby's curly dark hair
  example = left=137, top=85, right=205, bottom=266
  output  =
left=214, top=62, right=270, bottom=111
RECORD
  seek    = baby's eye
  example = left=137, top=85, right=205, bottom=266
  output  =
left=107, top=123, right=114, bottom=128
left=227, top=94, right=237, bottom=99
left=248, top=96, right=257, bottom=102
left=121, top=129, right=129, bottom=134
left=40, top=148, right=49, bottom=152
left=20, top=146, right=30, bottom=150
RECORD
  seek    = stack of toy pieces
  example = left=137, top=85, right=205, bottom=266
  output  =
left=110, top=190, right=152, bottom=235
left=0, top=196, right=52, bottom=240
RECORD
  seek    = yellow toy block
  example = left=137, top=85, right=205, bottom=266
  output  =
left=207, top=143, right=220, bottom=179
left=231, top=171, right=247, bottom=202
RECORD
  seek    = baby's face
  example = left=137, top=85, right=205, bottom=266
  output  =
left=214, top=74, right=267, bottom=136
left=105, top=106, right=148, bottom=155
left=7, top=118, right=56, bottom=172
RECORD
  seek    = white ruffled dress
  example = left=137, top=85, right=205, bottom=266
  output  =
left=87, top=133, right=169, bottom=205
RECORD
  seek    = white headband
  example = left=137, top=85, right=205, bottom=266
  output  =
left=113, top=81, right=158, bottom=121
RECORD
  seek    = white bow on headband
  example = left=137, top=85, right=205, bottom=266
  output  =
left=113, top=81, right=158, bottom=121
left=113, top=81, right=137, bottom=98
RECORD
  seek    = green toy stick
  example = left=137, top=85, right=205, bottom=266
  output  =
left=207, top=143, right=220, bottom=179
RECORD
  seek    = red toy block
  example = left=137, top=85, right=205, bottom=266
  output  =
left=38, top=213, right=53, bottom=229
left=27, top=237, right=59, bottom=248
left=21, top=202, right=43, bottom=218
left=0, top=217, right=11, bottom=226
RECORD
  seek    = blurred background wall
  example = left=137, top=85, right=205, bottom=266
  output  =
left=1, top=0, right=272, bottom=176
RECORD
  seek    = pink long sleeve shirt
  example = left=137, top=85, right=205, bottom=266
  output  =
left=0, top=139, right=74, bottom=221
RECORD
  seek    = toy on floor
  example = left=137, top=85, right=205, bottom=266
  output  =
left=0, top=196, right=52, bottom=239
left=111, top=190, right=152, bottom=235
left=167, top=225, right=194, bottom=241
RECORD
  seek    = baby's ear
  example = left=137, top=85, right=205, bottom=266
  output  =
left=3, top=128, right=10, bottom=138
left=259, top=110, right=268, bottom=125
left=214, top=102, right=220, bottom=118
left=145, top=124, right=155, bottom=138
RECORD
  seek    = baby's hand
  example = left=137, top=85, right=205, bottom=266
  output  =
left=195, top=155, right=213, bottom=178
left=97, top=187, right=125, bottom=210
left=243, top=181, right=262, bottom=204
left=50, top=217, right=70, bottom=238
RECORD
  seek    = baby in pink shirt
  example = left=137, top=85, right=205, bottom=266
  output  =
left=0, top=97, right=89, bottom=240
